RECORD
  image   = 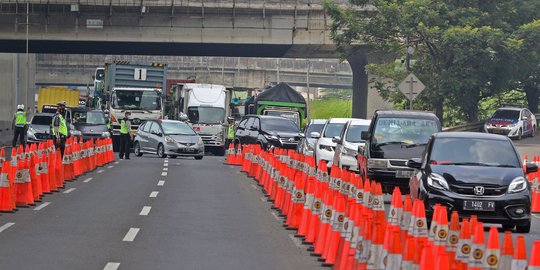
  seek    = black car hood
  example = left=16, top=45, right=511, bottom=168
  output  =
left=431, top=165, right=522, bottom=186
left=74, top=124, right=108, bottom=134
left=371, top=144, right=425, bottom=159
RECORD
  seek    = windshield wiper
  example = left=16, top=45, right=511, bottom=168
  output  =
left=374, top=141, right=406, bottom=147
left=404, top=143, right=428, bottom=148
left=493, top=164, right=518, bottom=168
left=443, top=162, right=490, bottom=166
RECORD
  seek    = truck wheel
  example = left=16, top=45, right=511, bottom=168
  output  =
left=157, top=144, right=166, bottom=158
left=214, top=147, right=226, bottom=156
left=134, top=142, right=143, bottom=157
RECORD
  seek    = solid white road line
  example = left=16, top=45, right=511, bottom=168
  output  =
left=533, top=213, right=540, bottom=220
left=83, top=177, right=93, bottom=183
left=122, top=228, right=140, bottom=242
left=139, top=206, right=152, bottom=216
left=0, top=222, right=15, bottom=233
left=271, top=211, right=281, bottom=221
left=251, top=184, right=258, bottom=190
left=157, top=180, right=165, bottom=186
left=149, top=191, right=159, bottom=198
left=103, top=262, right=120, bottom=270
left=97, top=169, right=105, bottom=174
left=33, top=202, right=51, bottom=211
left=164, top=159, right=168, bottom=163
left=288, top=234, right=303, bottom=248
left=63, top=188, right=76, bottom=194
left=107, top=165, right=114, bottom=169
left=161, top=172, right=168, bottom=176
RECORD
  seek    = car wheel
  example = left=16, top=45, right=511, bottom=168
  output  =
left=134, top=142, right=143, bottom=157
left=502, top=224, right=514, bottom=231
left=194, top=156, right=203, bottom=160
left=531, top=126, right=536, bottom=137
left=168, top=155, right=177, bottom=159
left=516, top=221, right=531, bottom=233
left=517, top=129, right=522, bottom=140
left=157, top=144, right=166, bottom=158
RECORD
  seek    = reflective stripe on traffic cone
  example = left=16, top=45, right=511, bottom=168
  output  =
left=482, top=226, right=500, bottom=270
left=30, top=154, right=43, bottom=202
left=468, top=222, right=485, bottom=270
left=511, top=236, right=527, bottom=270
left=455, top=218, right=471, bottom=270
left=446, top=210, right=460, bottom=266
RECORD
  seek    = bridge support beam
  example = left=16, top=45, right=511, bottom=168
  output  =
left=347, top=51, right=369, bottom=119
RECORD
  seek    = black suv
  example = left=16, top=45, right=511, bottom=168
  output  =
left=408, top=132, right=536, bottom=233
left=358, top=110, right=442, bottom=193
left=234, top=115, right=301, bottom=150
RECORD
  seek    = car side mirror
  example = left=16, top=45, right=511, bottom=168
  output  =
left=522, top=116, right=528, bottom=120
left=311, top=132, right=320, bottom=139
left=298, top=133, right=305, bottom=138
left=179, top=112, right=188, bottom=121
left=332, top=136, right=342, bottom=144
left=406, top=158, right=422, bottom=169
left=361, top=131, right=369, bottom=140
left=525, top=162, right=538, bottom=174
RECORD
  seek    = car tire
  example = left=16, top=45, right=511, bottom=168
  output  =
left=194, top=156, right=203, bottom=160
left=517, top=129, right=522, bottom=140
left=168, top=155, right=177, bottom=159
left=531, top=126, right=536, bottom=137
left=134, top=142, right=143, bottom=157
left=516, top=221, right=531, bottom=233
left=157, top=144, right=166, bottom=158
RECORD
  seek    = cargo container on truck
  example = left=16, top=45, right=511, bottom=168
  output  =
left=37, top=87, right=80, bottom=113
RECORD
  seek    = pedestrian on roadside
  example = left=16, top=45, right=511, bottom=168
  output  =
left=51, top=102, right=68, bottom=157
left=12, top=104, right=27, bottom=148
left=119, top=111, right=132, bottom=160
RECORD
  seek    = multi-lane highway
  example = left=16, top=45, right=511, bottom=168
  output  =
left=0, top=135, right=538, bottom=269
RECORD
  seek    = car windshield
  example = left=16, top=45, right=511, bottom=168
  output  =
left=323, top=123, right=346, bottom=138
left=306, top=123, right=324, bottom=138
left=491, top=110, right=520, bottom=119
left=373, top=117, right=439, bottom=145
left=31, top=115, right=52, bottom=125
left=112, top=90, right=161, bottom=110
left=188, top=107, right=224, bottom=124
left=161, top=122, right=197, bottom=135
left=346, top=124, right=370, bottom=143
left=264, top=111, right=300, bottom=125
left=72, top=111, right=106, bottom=125
left=261, top=118, right=300, bottom=133
left=430, top=138, right=520, bottom=167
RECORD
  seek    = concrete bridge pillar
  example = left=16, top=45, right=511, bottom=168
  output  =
left=347, top=51, right=369, bottom=119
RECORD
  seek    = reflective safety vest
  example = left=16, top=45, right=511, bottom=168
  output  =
left=227, top=124, right=235, bottom=139
left=52, top=114, right=68, bottom=136
left=120, top=119, right=129, bottom=134
left=14, top=111, right=26, bottom=127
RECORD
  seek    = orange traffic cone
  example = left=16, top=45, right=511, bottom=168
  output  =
left=48, top=149, right=58, bottom=192
left=400, top=195, right=413, bottom=244
left=468, top=222, right=485, bottom=270
left=434, top=206, right=449, bottom=253
left=225, top=143, right=235, bottom=165
left=499, top=231, right=513, bottom=270
left=528, top=240, right=540, bottom=270
left=419, top=240, right=434, bottom=270
left=434, top=250, right=450, bottom=270
left=532, top=182, right=540, bottom=213
left=0, top=160, right=15, bottom=212
left=446, top=211, right=460, bottom=266
left=384, top=227, right=403, bottom=270
left=55, top=149, right=65, bottom=189
left=401, top=235, right=417, bottom=270
left=366, top=222, right=386, bottom=269
left=30, top=153, right=43, bottom=202
left=455, top=218, right=471, bottom=270
left=39, top=153, right=51, bottom=194
left=483, top=226, right=500, bottom=270
left=512, top=235, right=527, bottom=270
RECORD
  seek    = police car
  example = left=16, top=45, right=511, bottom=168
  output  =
left=484, top=106, right=537, bottom=140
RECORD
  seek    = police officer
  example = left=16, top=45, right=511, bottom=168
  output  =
left=225, top=116, right=235, bottom=149
left=119, top=111, right=132, bottom=160
left=12, top=104, right=27, bottom=148
left=51, top=102, right=68, bottom=156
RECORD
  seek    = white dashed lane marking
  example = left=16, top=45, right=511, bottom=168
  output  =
left=157, top=181, right=165, bottom=186
left=149, top=191, right=159, bottom=198
left=163, top=167, right=168, bottom=171
left=63, top=188, right=76, bottom=194
left=103, top=262, right=120, bottom=270
left=271, top=211, right=281, bottom=222
left=0, top=222, right=15, bottom=233
left=83, top=177, right=93, bottom=183
left=288, top=234, right=303, bottom=248
left=122, top=228, right=140, bottom=242
left=161, top=172, right=168, bottom=176
left=251, top=184, right=258, bottom=190
left=107, top=165, right=114, bottom=169
left=260, top=197, right=266, bottom=202
left=33, top=202, right=51, bottom=211
left=97, top=170, right=105, bottom=174
left=114, top=161, right=119, bottom=165
left=164, top=163, right=168, bottom=167
left=139, top=206, right=152, bottom=216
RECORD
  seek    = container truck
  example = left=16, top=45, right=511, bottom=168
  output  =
left=93, top=62, right=167, bottom=149
left=37, top=86, right=80, bottom=113
left=172, top=83, right=231, bottom=156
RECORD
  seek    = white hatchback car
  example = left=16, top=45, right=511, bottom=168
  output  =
left=484, top=106, right=537, bottom=140
left=332, top=119, right=371, bottom=172
left=312, top=118, right=356, bottom=167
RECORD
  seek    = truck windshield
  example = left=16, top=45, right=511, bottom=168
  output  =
left=373, top=117, right=439, bottom=145
left=112, top=90, right=161, bottom=111
left=264, top=111, right=299, bottom=125
left=72, top=111, right=106, bottom=125
left=188, top=107, right=224, bottom=124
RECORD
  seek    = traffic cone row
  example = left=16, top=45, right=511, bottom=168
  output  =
left=235, top=147, right=540, bottom=269
left=0, top=137, right=114, bottom=213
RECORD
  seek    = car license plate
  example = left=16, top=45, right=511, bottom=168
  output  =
left=395, top=170, right=414, bottom=178
left=463, top=200, right=495, bottom=211
left=183, top=148, right=195, bottom=152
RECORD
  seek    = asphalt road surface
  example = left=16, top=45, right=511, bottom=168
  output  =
left=0, top=134, right=538, bottom=269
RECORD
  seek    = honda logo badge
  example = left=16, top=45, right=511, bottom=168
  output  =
left=473, top=186, right=485, bottom=196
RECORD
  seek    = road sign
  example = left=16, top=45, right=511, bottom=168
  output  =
left=398, top=73, right=425, bottom=101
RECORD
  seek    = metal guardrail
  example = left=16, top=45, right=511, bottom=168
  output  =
left=443, top=121, right=485, bottom=132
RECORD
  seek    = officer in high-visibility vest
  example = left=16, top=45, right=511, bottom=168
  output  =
left=119, top=111, right=132, bottom=160
left=12, top=104, right=27, bottom=148
left=225, top=116, right=235, bottom=149
left=51, top=102, right=69, bottom=156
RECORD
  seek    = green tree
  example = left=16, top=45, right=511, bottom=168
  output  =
left=325, top=0, right=535, bottom=124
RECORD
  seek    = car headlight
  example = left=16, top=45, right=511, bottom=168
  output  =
left=101, top=131, right=110, bottom=138
left=427, top=173, right=449, bottom=191
left=367, top=159, right=387, bottom=168
left=319, top=144, right=334, bottom=151
left=264, top=134, right=279, bottom=140
left=342, top=147, right=358, bottom=156
left=198, top=138, right=204, bottom=145
left=508, top=123, right=517, bottom=127
left=508, top=176, right=527, bottom=193
left=165, top=135, right=175, bottom=143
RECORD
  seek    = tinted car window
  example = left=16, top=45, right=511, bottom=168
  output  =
left=141, top=122, right=151, bottom=133
left=323, top=123, right=346, bottom=138
left=306, top=124, right=324, bottom=138
left=261, top=118, right=300, bottom=133
left=31, top=115, right=52, bottom=125
left=245, top=117, right=255, bottom=129
left=162, top=122, right=196, bottom=135
left=430, top=138, right=520, bottom=167
left=149, top=122, right=161, bottom=134
left=373, top=117, right=439, bottom=145
left=346, top=125, right=370, bottom=143
left=238, top=119, right=248, bottom=129
left=491, top=110, right=520, bottom=119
